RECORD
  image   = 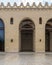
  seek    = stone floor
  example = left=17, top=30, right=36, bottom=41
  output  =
left=0, top=52, right=52, bottom=65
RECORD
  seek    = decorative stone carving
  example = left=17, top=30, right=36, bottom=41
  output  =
left=0, top=2, right=52, bottom=9
left=7, top=2, right=11, bottom=8
left=32, top=2, right=37, bottom=8
left=20, top=2, right=24, bottom=8
left=13, top=2, right=17, bottom=8
left=44, top=2, right=49, bottom=8
left=38, top=2, right=43, bottom=8
left=13, top=2, right=17, bottom=6
left=1, top=2, right=4, bottom=8
left=26, top=2, right=30, bottom=8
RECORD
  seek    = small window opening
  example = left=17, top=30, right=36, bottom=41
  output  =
left=10, top=18, right=13, bottom=24
left=39, top=17, right=42, bottom=24
left=11, top=39, right=13, bottom=42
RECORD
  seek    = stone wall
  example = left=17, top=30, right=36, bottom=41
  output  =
left=0, top=2, right=52, bottom=52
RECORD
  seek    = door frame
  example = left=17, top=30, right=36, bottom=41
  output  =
left=19, top=19, right=35, bottom=52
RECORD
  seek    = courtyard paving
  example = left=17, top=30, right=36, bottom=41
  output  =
left=0, top=52, right=52, bottom=65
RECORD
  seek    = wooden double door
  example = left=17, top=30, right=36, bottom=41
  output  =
left=20, top=30, right=33, bottom=52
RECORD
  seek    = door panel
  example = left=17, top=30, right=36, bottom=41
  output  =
left=21, top=30, right=33, bottom=52
left=45, top=30, right=50, bottom=52
left=50, top=32, right=52, bottom=52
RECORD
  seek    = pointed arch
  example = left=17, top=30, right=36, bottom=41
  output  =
left=19, top=18, right=35, bottom=52
left=19, top=18, right=35, bottom=30
left=0, top=18, right=5, bottom=52
left=45, top=18, right=52, bottom=52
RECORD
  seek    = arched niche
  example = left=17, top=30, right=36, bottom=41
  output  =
left=45, top=18, right=52, bottom=52
left=19, top=19, right=35, bottom=52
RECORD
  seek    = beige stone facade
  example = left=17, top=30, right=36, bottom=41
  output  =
left=0, top=2, right=52, bottom=52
